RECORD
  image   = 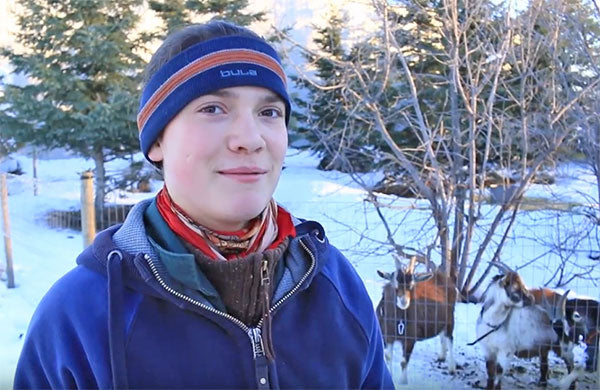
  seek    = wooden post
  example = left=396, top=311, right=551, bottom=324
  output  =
left=80, top=170, right=96, bottom=248
left=32, top=147, right=38, bottom=196
left=1, top=174, right=15, bottom=288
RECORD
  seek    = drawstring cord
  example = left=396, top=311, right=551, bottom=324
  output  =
left=107, top=249, right=129, bottom=389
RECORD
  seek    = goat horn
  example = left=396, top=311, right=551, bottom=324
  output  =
left=541, top=290, right=550, bottom=307
left=407, top=255, right=417, bottom=274
left=558, top=290, right=570, bottom=317
left=428, top=261, right=438, bottom=273
left=392, top=253, right=403, bottom=272
left=489, top=261, right=514, bottom=274
left=540, top=289, right=556, bottom=320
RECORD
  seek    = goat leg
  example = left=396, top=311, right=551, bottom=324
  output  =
left=437, top=332, right=456, bottom=373
left=539, top=346, right=550, bottom=387
left=437, top=333, right=447, bottom=362
left=485, top=357, right=502, bottom=390
left=445, top=324, right=456, bottom=373
left=400, top=338, right=416, bottom=385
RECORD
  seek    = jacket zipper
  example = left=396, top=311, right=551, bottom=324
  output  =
left=249, top=327, right=265, bottom=358
left=143, top=253, right=249, bottom=331
left=143, top=237, right=317, bottom=384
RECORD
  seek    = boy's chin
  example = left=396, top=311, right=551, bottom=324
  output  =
left=230, top=202, right=271, bottom=223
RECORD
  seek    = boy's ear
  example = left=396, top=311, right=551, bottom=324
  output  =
left=147, top=140, right=164, bottom=163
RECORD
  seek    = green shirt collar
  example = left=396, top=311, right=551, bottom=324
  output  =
left=144, top=199, right=222, bottom=305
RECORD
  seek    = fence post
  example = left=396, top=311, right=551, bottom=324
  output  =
left=32, top=147, right=38, bottom=196
left=1, top=174, right=15, bottom=288
left=80, top=170, right=96, bottom=248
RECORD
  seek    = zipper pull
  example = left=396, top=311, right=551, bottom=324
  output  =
left=250, top=328, right=270, bottom=389
left=261, top=258, right=270, bottom=287
left=249, top=327, right=265, bottom=358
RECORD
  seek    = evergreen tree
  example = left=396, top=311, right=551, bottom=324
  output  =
left=293, top=13, right=400, bottom=172
left=149, top=0, right=264, bottom=35
left=0, top=0, right=147, bottom=212
left=388, top=1, right=510, bottom=166
left=292, top=13, right=350, bottom=169
left=473, top=0, right=600, bottom=169
left=147, top=0, right=189, bottom=32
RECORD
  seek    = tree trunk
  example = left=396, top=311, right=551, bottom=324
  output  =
left=32, top=147, right=38, bottom=196
left=449, top=39, right=463, bottom=283
left=92, top=146, right=105, bottom=224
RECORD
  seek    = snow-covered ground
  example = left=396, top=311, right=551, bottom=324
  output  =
left=1, top=148, right=599, bottom=389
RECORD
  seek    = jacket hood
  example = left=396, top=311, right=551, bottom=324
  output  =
left=76, top=225, right=160, bottom=299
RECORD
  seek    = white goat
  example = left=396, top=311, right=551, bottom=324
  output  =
left=475, top=262, right=581, bottom=390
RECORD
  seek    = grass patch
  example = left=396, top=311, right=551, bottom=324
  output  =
left=513, top=197, right=582, bottom=212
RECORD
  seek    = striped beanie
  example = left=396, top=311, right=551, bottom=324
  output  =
left=137, top=35, right=291, bottom=161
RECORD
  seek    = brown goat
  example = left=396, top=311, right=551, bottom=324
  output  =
left=565, top=297, right=600, bottom=373
left=376, top=257, right=457, bottom=385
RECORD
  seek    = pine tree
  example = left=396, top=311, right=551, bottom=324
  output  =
left=148, top=0, right=265, bottom=35
left=292, top=13, right=349, bottom=169
left=147, top=0, right=189, bottom=32
left=0, top=0, right=147, bottom=212
left=293, top=13, right=399, bottom=172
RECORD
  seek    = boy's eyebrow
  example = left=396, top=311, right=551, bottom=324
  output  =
left=262, top=94, right=285, bottom=105
left=207, top=89, right=285, bottom=105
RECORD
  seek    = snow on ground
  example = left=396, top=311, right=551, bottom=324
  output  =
left=1, top=149, right=599, bottom=389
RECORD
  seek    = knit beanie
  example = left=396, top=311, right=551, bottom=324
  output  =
left=137, top=35, right=291, bottom=161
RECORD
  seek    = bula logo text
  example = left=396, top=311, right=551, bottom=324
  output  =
left=220, top=69, right=258, bottom=77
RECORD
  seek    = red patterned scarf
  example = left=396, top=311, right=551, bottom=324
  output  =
left=156, top=187, right=296, bottom=261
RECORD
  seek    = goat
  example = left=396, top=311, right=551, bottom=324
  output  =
left=530, top=287, right=587, bottom=379
left=475, top=262, right=580, bottom=390
left=565, top=297, right=600, bottom=373
left=376, top=256, right=457, bottom=385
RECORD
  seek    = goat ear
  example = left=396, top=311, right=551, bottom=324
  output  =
left=491, top=274, right=504, bottom=282
left=498, top=274, right=509, bottom=287
left=414, top=272, right=434, bottom=283
left=377, top=270, right=392, bottom=280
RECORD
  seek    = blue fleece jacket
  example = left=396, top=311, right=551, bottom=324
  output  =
left=14, top=199, right=393, bottom=389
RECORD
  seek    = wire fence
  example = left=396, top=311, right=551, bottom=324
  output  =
left=43, top=202, right=135, bottom=231
left=1, top=170, right=599, bottom=388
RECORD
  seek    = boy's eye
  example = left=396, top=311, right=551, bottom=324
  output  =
left=260, top=108, right=283, bottom=118
left=199, top=105, right=224, bottom=114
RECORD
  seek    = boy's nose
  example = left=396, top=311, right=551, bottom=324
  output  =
left=227, top=113, right=266, bottom=153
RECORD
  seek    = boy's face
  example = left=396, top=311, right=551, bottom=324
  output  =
left=148, top=86, right=288, bottom=231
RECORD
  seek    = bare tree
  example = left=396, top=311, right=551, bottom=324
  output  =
left=279, top=0, right=600, bottom=298
left=531, top=0, right=600, bottom=288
